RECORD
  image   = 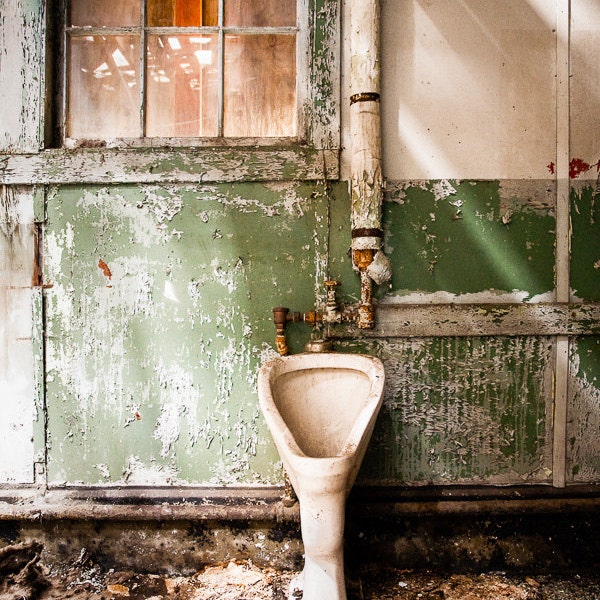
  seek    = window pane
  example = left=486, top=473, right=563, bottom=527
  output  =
left=225, top=0, right=296, bottom=27
left=146, top=35, right=219, bottom=137
left=70, top=0, right=140, bottom=27
left=224, top=34, right=296, bottom=137
left=68, top=36, right=140, bottom=139
left=147, top=0, right=219, bottom=26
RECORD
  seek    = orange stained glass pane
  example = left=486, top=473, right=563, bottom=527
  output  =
left=224, top=34, right=296, bottom=137
left=67, top=35, right=140, bottom=138
left=225, top=0, right=296, bottom=27
left=147, top=0, right=219, bottom=26
left=70, top=0, right=140, bottom=27
left=146, top=35, right=219, bottom=137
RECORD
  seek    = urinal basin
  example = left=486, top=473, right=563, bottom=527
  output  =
left=258, top=352, right=385, bottom=484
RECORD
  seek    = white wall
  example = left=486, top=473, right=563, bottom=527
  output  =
left=342, top=0, right=598, bottom=182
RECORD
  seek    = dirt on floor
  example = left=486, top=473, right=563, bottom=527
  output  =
left=2, top=542, right=600, bottom=600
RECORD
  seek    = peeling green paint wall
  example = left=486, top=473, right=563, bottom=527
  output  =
left=2, top=0, right=600, bottom=492
left=44, top=182, right=329, bottom=485
left=382, top=181, right=555, bottom=299
left=568, top=184, right=600, bottom=482
left=42, top=178, right=584, bottom=486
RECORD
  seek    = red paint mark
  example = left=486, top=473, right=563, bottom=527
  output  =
left=570, top=158, right=591, bottom=179
left=547, top=162, right=555, bottom=175
left=98, top=259, right=113, bottom=287
left=98, top=259, right=112, bottom=278
left=135, top=411, right=142, bottom=421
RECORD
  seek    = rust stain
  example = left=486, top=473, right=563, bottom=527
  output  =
left=547, top=162, right=555, bottom=175
left=135, top=411, right=142, bottom=421
left=98, top=259, right=113, bottom=287
left=32, top=223, right=43, bottom=287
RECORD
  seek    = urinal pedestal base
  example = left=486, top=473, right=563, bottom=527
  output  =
left=290, top=492, right=347, bottom=600
left=289, top=556, right=346, bottom=600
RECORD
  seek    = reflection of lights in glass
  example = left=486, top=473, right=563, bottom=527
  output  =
left=122, top=69, right=136, bottom=77
left=190, top=37, right=211, bottom=44
left=112, top=48, right=129, bottom=67
left=93, top=62, right=111, bottom=78
left=195, top=50, right=212, bottom=65
left=150, top=69, right=171, bottom=83
left=168, top=37, right=181, bottom=50
left=85, top=36, right=94, bottom=42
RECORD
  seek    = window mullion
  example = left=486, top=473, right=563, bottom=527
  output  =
left=140, top=1, right=148, bottom=137
left=217, top=0, right=225, bottom=137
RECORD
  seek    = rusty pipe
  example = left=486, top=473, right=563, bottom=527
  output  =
left=272, top=307, right=323, bottom=355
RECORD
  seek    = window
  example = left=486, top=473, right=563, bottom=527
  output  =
left=65, top=0, right=298, bottom=144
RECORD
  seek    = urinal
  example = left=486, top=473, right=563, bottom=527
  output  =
left=258, top=352, right=385, bottom=600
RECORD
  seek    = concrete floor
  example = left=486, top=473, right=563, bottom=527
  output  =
left=3, top=545, right=600, bottom=600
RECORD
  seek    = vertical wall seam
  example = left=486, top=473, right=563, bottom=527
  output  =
left=552, top=0, right=571, bottom=488
left=33, top=185, right=48, bottom=488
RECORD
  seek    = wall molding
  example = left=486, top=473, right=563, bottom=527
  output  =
left=1, top=485, right=598, bottom=521
left=0, top=147, right=340, bottom=185
left=334, top=302, right=600, bottom=338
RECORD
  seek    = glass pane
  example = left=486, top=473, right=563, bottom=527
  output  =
left=146, top=35, right=219, bottom=137
left=148, top=0, right=219, bottom=26
left=68, top=35, right=140, bottom=139
left=225, top=0, right=296, bottom=27
left=70, top=0, right=140, bottom=27
left=224, top=34, right=296, bottom=137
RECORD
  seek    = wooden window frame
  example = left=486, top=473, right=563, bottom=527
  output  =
left=0, top=0, right=338, bottom=184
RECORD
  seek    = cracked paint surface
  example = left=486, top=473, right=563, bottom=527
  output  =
left=339, top=337, right=554, bottom=484
left=44, top=183, right=328, bottom=485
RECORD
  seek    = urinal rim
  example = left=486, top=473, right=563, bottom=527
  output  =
left=258, top=352, right=385, bottom=461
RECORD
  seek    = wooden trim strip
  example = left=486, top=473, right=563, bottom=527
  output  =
left=333, top=303, right=600, bottom=338
left=0, top=147, right=340, bottom=184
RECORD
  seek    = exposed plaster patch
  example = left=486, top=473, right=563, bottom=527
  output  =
left=121, top=455, right=181, bottom=485
left=351, top=336, right=553, bottom=484
left=568, top=344, right=600, bottom=482
left=386, top=179, right=459, bottom=204
left=498, top=180, right=555, bottom=212
left=77, top=188, right=181, bottom=247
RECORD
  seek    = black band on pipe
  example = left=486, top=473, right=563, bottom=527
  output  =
left=350, top=92, right=380, bottom=105
left=352, top=228, right=383, bottom=238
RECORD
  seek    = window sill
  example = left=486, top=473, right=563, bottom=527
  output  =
left=0, top=145, right=340, bottom=185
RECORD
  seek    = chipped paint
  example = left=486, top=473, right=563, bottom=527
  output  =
left=568, top=337, right=600, bottom=481
left=0, top=187, right=36, bottom=482
left=0, top=2, right=44, bottom=153
left=43, top=183, right=326, bottom=485
left=340, top=337, right=554, bottom=485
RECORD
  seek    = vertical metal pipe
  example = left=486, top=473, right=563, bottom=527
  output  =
left=349, top=0, right=385, bottom=328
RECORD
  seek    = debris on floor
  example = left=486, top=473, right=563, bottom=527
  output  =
left=0, top=542, right=49, bottom=600
left=2, top=543, right=600, bottom=599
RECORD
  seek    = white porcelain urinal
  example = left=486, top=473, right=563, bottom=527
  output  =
left=258, top=352, right=385, bottom=600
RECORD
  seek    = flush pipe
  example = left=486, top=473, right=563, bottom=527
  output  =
left=349, top=0, right=391, bottom=328
left=271, top=0, right=390, bottom=354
